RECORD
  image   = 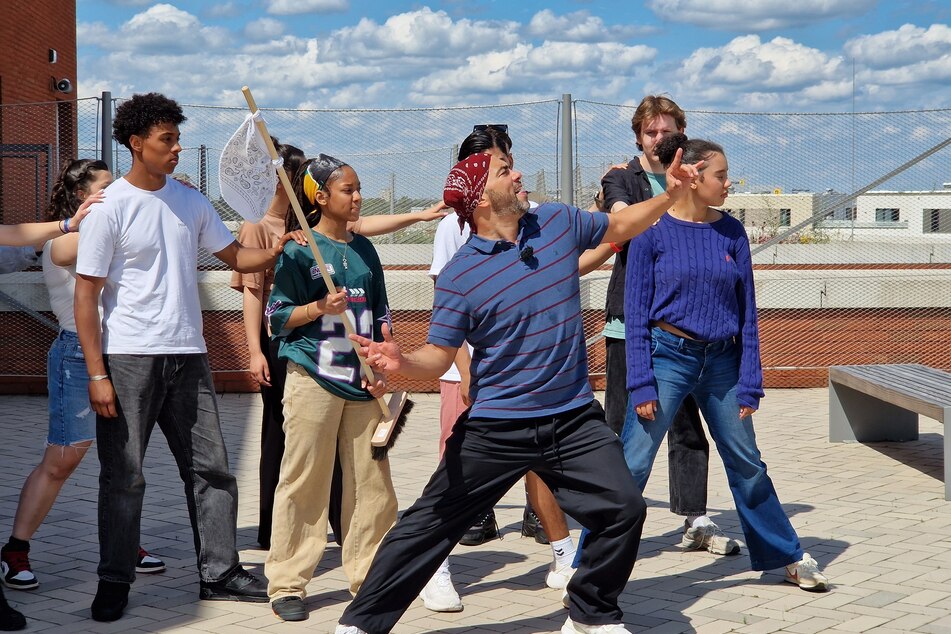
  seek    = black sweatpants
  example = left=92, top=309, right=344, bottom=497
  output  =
left=340, top=400, right=646, bottom=634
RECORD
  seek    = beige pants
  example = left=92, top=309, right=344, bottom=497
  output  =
left=266, top=362, right=397, bottom=600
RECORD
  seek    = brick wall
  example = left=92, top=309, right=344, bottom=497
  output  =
left=0, top=1, right=78, bottom=223
left=5, top=305, right=950, bottom=395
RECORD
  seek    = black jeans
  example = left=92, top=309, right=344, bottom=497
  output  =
left=258, top=330, right=343, bottom=548
left=605, top=336, right=709, bottom=515
left=340, top=401, right=646, bottom=633
left=97, top=354, right=240, bottom=584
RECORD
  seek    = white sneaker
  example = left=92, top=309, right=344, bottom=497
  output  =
left=419, top=568, right=463, bottom=612
left=334, top=626, right=368, bottom=634
left=545, top=561, right=574, bottom=590
left=785, top=553, right=829, bottom=591
left=561, top=588, right=570, bottom=609
left=680, top=520, right=740, bottom=555
left=561, top=617, right=632, bottom=633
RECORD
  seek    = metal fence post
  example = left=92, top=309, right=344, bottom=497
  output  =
left=389, top=172, right=396, bottom=243
left=100, top=91, right=113, bottom=172
left=560, top=93, right=573, bottom=206
left=199, top=144, right=207, bottom=195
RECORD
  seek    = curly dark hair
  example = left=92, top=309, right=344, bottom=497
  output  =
left=45, top=158, right=110, bottom=221
left=113, top=92, right=186, bottom=149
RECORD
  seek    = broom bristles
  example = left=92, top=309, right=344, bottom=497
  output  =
left=371, top=398, right=413, bottom=461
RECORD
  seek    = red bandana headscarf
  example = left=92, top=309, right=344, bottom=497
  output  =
left=443, top=153, right=491, bottom=233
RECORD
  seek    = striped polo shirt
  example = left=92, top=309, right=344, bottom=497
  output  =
left=428, top=203, right=609, bottom=419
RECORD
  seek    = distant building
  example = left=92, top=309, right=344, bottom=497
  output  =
left=0, top=1, right=78, bottom=223
left=721, top=187, right=951, bottom=243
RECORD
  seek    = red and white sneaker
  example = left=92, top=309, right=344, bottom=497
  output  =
left=784, top=553, right=829, bottom=591
left=135, top=547, right=166, bottom=574
left=1, top=548, right=38, bottom=590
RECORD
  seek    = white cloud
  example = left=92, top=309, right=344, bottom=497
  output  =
left=646, top=0, right=876, bottom=30
left=206, top=2, right=244, bottom=18
left=845, top=23, right=951, bottom=69
left=325, top=8, right=520, bottom=63
left=79, top=4, right=230, bottom=54
left=266, top=0, right=348, bottom=15
left=411, top=40, right=655, bottom=103
left=244, top=17, right=285, bottom=40
left=526, top=9, right=656, bottom=42
left=661, top=35, right=846, bottom=107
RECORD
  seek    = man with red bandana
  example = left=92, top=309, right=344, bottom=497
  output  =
left=336, top=141, right=698, bottom=634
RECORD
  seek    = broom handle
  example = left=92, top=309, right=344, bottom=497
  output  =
left=242, top=86, right=389, bottom=417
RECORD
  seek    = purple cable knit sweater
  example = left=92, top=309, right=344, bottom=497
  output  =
left=624, top=211, right=764, bottom=410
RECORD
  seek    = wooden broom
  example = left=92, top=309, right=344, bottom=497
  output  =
left=242, top=86, right=411, bottom=459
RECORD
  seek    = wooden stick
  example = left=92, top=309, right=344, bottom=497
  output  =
left=241, top=86, right=394, bottom=421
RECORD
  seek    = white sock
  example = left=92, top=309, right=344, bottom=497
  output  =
left=550, top=536, right=575, bottom=568
left=436, top=557, right=451, bottom=576
left=688, top=515, right=713, bottom=529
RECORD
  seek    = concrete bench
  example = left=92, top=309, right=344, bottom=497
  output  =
left=829, top=364, right=951, bottom=500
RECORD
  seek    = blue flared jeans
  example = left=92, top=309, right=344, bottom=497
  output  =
left=622, top=327, right=803, bottom=571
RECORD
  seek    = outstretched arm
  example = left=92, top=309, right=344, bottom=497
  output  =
left=215, top=232, right=306, bottom=273
left=0, top=189, right=106, bottom=247
left=351, top=201, right=448, bottom=236
left=349, top=322, right=455, bottom=380
left=0, top=221, right=72, bottom=248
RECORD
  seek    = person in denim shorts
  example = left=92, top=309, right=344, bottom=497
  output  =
left=0, top=160, right=167, bottom=598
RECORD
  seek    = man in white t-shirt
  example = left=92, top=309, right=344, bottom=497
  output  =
left=74, top=93, right=295, bottom=623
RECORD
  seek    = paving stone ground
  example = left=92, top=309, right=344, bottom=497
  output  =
left=2, top=388, right=950, bottom=633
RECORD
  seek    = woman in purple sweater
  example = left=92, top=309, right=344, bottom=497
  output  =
left=622, top=133, right=829, bottom=591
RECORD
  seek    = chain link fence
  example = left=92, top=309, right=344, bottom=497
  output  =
left=575, top=100, right=951, bottom=388
left=1, top=94, right=949, bottom=392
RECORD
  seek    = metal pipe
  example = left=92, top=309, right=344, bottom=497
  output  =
left=100, top=91, right=113, bottom=172
left=560, top=93, right=573, bottom=206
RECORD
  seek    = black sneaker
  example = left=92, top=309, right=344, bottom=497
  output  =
left=0, top=586, right=26, bottom=631
left=520, top=507, right=549, bottom=545
left=459, top=511, right=499, bottom=546
left=91, top=580, right=130, bottom=622
left=272, top=596, right=307, bottom=621
left=0, top=548, right=37, bottom=591
left=199, top=567, right=268, bottom=603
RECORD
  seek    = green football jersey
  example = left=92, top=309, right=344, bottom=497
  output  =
left=267, top=231, right=389, bottom=401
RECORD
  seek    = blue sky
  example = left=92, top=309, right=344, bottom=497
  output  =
left=75, top=1, right=950, bottom=111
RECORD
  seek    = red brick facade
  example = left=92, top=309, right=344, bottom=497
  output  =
left=0, top=0, right=78, bottom=223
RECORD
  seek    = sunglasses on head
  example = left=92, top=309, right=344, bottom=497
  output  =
left=472, top=124, right=508, bottom=133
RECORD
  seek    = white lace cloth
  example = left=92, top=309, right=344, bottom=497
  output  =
left=218, top=111, right=277, bottom=222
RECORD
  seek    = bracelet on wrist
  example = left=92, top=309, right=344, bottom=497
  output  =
left=304, top=302, right=315, bottom=321
left=609, top=242, right=623, bottom=253
left=89, top=374, right=109, bottom=382
left=64, top=217, right=71, bottom=233
left=59, top=219, right=69, bottom=234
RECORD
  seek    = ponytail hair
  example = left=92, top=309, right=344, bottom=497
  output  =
left=46, top=158, right=110, bottom=221
left=655, top=133, right=723, bottom=169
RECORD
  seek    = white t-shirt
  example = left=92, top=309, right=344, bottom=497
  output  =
left=76, top=177, right=235, bottom=354
left=429, top=211, right=472, bottom=382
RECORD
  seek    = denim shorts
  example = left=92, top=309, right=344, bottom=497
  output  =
left=47, top=330, right=95, bottom=446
